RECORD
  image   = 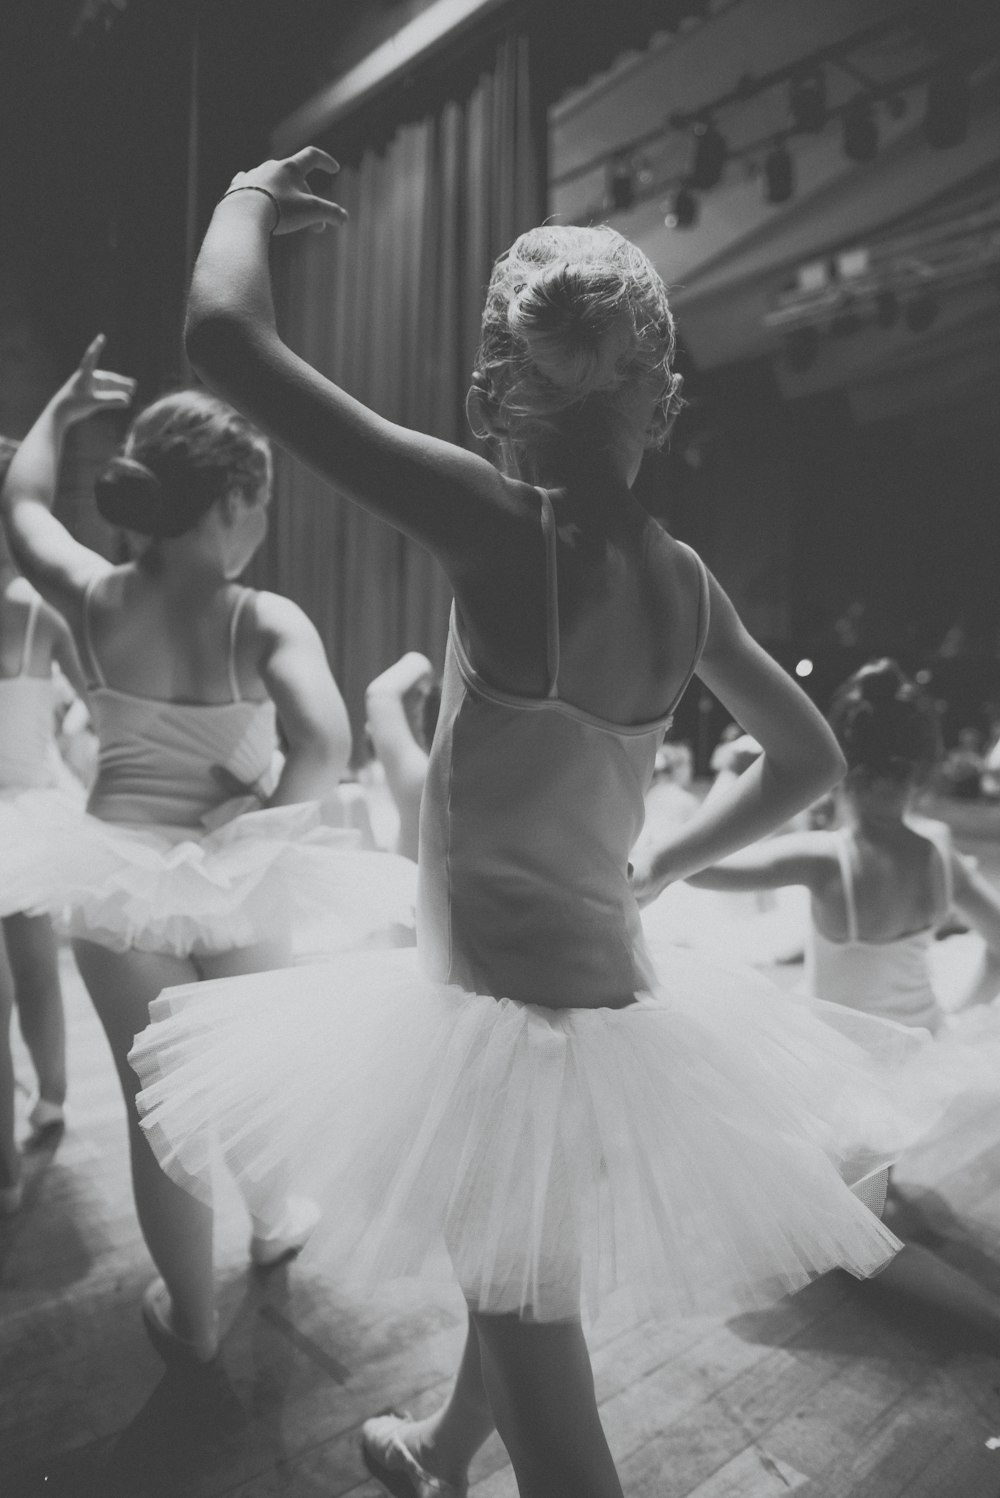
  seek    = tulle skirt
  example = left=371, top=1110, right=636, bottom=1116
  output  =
left=129, top=938, right=959, bottom=1323
left=0, top=791, right=416, bottom=957
left=641, top=881, right=810, bottom=967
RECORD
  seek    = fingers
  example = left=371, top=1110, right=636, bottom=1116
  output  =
left=288, top=146, right=340, bottom=178
left=80, top=333, right=106, bottom=374
left=98, top=371, right=137, bottom=396
left=306, top=193, right=348, bottom=231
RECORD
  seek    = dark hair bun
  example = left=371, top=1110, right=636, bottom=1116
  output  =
left=829, top=657, right=941, bottom=781
left=95, top=454, right=219, bottom=539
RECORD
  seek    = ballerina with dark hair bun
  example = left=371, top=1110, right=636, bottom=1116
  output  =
left=641, top=657, right=1000, bottom=1034
left=0, top=338, right=416, bottom=1363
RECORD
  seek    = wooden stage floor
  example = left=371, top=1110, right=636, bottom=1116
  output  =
left=2, top=860, right=1000, bottom=1497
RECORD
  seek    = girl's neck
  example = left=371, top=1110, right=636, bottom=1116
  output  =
left=839, top=785, right=914, bottom=836
left=135, top=540, right=234, bottom=598
left=504, top=429, right=645, bottom=517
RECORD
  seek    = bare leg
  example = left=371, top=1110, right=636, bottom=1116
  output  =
left=472, top=1312, right=623, bottom=1498
left=4, top=912, right=66, bottom=1108
left=383, top=1314, right=496, bottom=1486
left=72, top=937, right=216, bottom=1346
left=196, top=935, right=298, bottom=1238
left=0, top=938, right=19, bottom=1193
left=865, top=1241, right=1000, bottom=1353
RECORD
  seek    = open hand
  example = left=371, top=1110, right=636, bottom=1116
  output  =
left=224, top=147, right=347, bottom=236
left=56, top=335, right=136, bottom=426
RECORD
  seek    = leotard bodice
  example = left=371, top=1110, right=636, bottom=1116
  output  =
left=417, top=489, right=709, bottom=1007
left=0, top=594, right=57, bottom=791
left=81, top=579, right=278, bottom=829
left=806, top=828, right=952, bottom=1033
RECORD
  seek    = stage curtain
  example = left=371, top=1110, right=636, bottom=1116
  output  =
left=247, top=29, right=544, bottom=759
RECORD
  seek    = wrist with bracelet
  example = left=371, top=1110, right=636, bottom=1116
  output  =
left=219, top=184, right=281, bottom=233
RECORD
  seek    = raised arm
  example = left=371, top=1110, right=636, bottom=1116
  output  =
left=0, top=337, right=135, bottom=617
left=635, top=570, right=846, bottom=902
left=184, top=150, right=509, bottom=570
left=253, top=591, right=352, bottom=807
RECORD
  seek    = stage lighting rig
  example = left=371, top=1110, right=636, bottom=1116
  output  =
left=609, top=157, right=635, bottom=211
left=687, top=119, right=727, bottom=190
left=763, top=142, right=794, bottom=204
left=788, top=70, right=826, bottom=134
left=842, top=95, right=879, bottom=162
left=664, top=184, right=699, bottom=229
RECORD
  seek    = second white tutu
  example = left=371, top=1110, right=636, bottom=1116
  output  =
left=130, top=939, right=957, bottom=1323
left=0, top=792, right=416, bottom=957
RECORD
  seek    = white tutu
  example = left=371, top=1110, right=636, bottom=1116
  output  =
left=642, top=881, right=809, bottom=967
left=0, top=792, right=416, bottom=957
left=130, top=939, right=958, bottom=1323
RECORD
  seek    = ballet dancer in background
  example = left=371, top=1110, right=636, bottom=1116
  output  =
left=0, top=342, right=415, bottom=1360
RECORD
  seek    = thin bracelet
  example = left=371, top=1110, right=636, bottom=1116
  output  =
left=220, top=184, right=281, bottom=233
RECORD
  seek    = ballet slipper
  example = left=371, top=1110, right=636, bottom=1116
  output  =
left=141, top=1278, right=219, bottom=1365
left=249, top=1194, right=320, bottom=1269
left=0, top=1179, right=24, bottom=1217
left=361, top=1410, right=468, bottom=1498
left=27, top=1097, right=65, bottom=1139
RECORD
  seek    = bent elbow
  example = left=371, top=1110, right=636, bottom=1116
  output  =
left=184, top=308, right=249, bottom=388
left=823, top=742, right=848, bottom=789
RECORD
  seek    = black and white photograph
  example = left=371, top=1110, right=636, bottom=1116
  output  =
left=2, top=1, right=1000, bottom=1494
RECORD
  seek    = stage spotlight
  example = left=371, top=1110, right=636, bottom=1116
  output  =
left=664, top=184, right=698, bottom=229
left=789, top=70, right=826, bottom=133
left=688, top=119, right=726, bottom=190
left=924, top=58, right=970, bottom=148
left=904, top=290, right=939, bottom=332
left=843, top=95, right=878, bottom=162
left=875, top=289, right=899, bottom=328
left=783, top=325, right=819, bottom=372
left=795, top=659, right=814, bottom=679
left=763, top=142, right=794, bottom=204
left=609, top=157, right=635, bottom=211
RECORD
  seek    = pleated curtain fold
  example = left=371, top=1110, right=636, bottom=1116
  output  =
left=249, top=30, right=544, bottom=759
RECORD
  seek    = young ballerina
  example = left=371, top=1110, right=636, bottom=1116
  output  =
left=636, top=659, right=1000, bottom=1347
left=636, top=658, right=1000, bottom=1026
left=364, top=652, right=441, bottom=860
left=0, top=347, right=416, bottom=1361
left=130, top=150, right=945, bottom=1496
left=0, top=439, right=87, bottom=1213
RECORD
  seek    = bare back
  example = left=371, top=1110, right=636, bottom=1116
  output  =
left=812, top=821, right=951, bottom=945
left=453, top=480, right=704, bottom=729
left=78, top=565, right=267, bottom=704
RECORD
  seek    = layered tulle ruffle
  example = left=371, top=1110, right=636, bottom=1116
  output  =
left=0, top=792, right=416, bottom=957
left=129, top=939, right=966, bottom=1323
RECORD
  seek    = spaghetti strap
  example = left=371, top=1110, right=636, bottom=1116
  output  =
left=227, top=589, right=251, bottom=704
left=81, top=575, right=107, bottom=688
left=921, top=823, right=955, bottom=920
left=834, top=832, right=860, bottom=943
left=19, top=593, right=40, bottom=676
left=662, top=546, right=711, bottom=720
left=536, top=487, right=560, bottom=699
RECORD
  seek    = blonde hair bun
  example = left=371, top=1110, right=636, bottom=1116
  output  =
left=476, top=224, right=682, bottom=448
left=507, top=261, right=640, bottom=403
